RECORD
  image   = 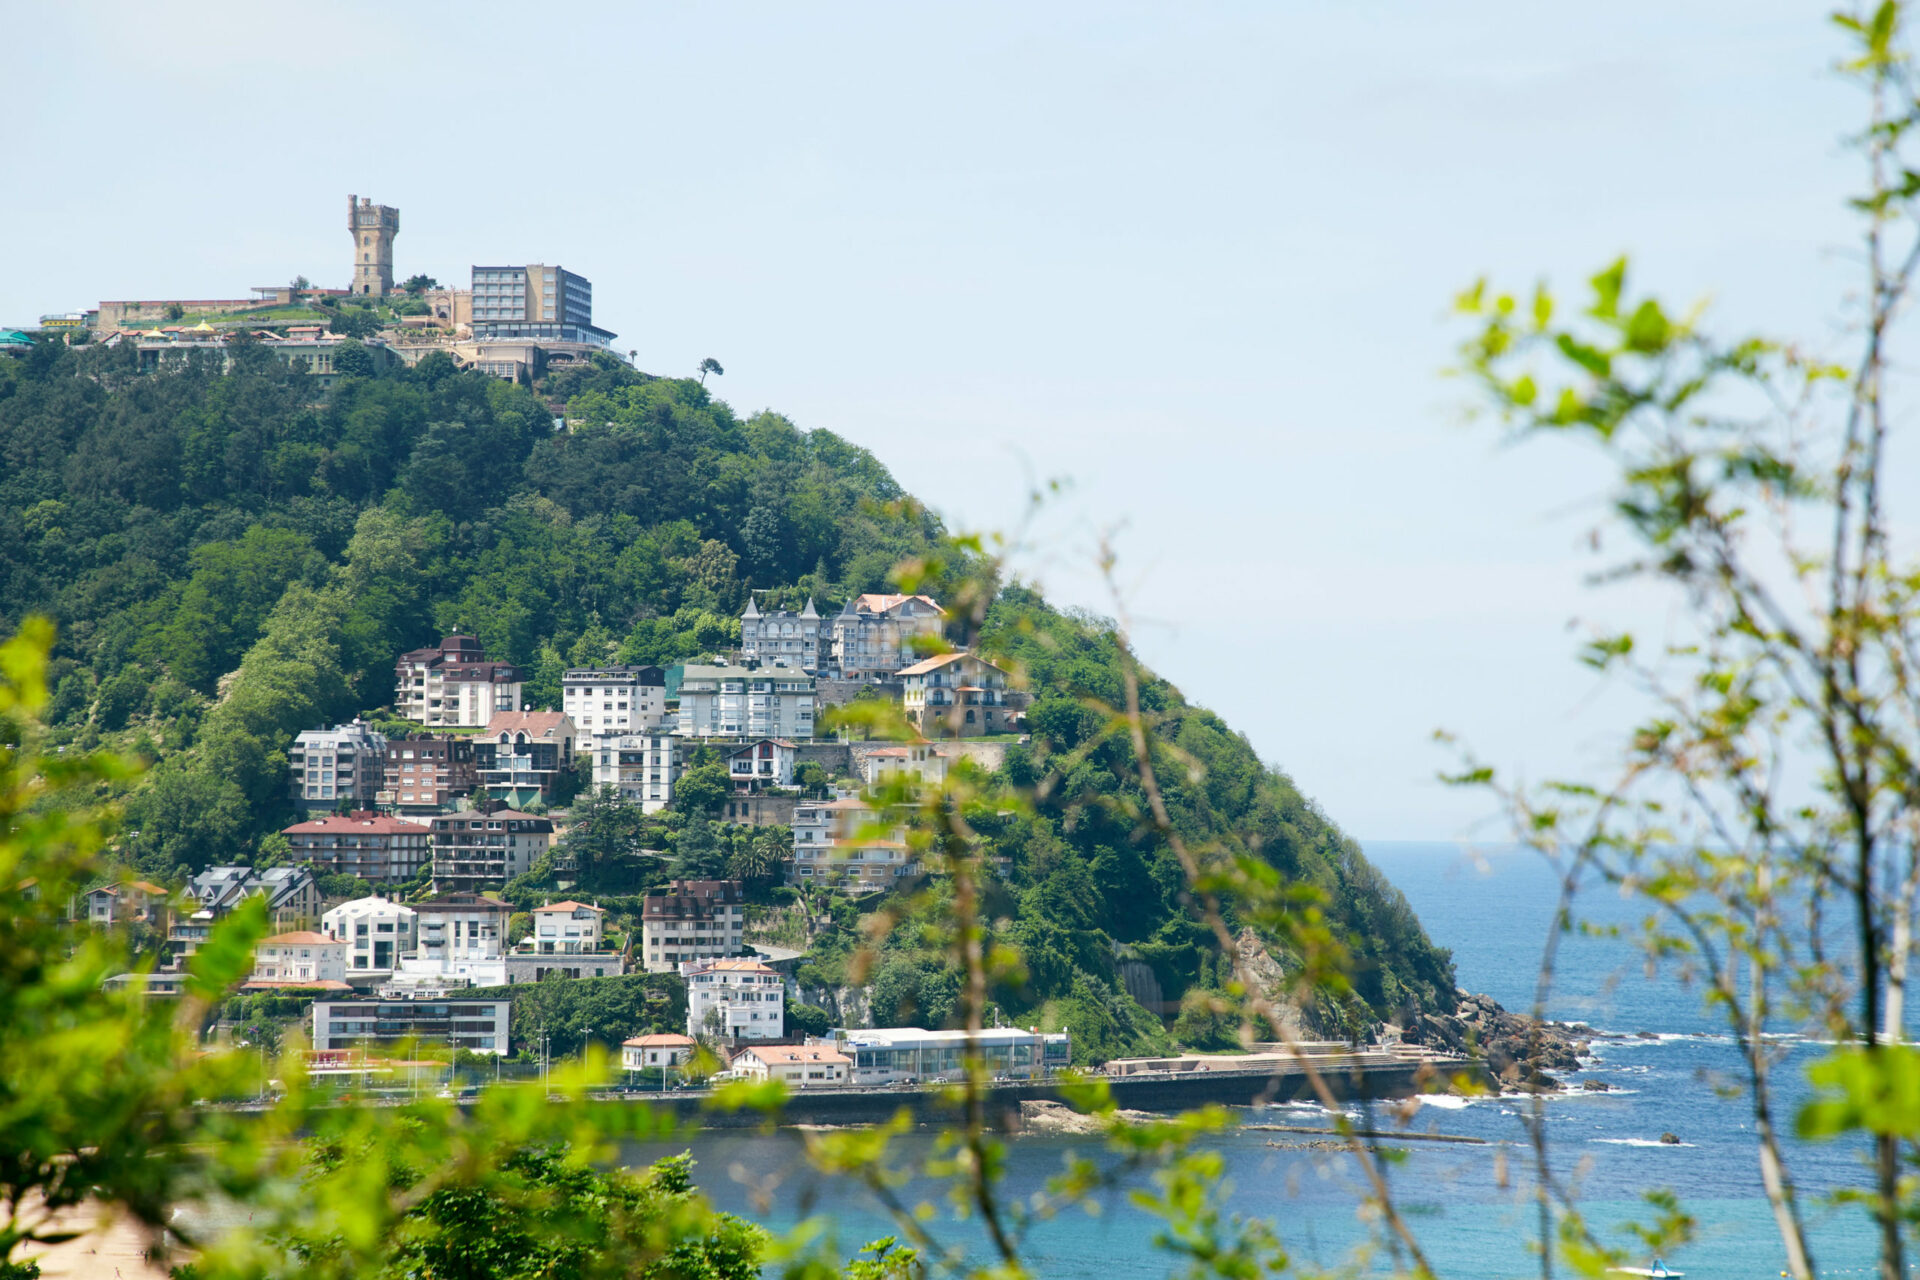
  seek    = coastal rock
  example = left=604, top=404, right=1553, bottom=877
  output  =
left=1659, top=1131, right=1680, bottom=1145
left=1391, top=989, right=1592, bottom=1091
left=1018, top=1100, right=1154, bottom=1135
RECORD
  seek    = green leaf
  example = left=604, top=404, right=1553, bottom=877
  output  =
left=1589, top=258, right=1627, bottom=321
left=1579, top=633, right=1635, bottom=670
left=186, top=894, right=268, bottom=1000
left=1799, top=1046, right=1920, bottom=1139
left=1555, top=333, right=1612, bottom=379
left=1624, top=299, right=1672, bottom=354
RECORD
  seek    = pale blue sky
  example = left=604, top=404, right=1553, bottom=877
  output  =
left=1, top=2, right=1872, bottom=838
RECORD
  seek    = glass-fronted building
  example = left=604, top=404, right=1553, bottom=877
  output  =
left=311, top=997, right=511, bottom=1055
left=835, top=1027, right=1071, bottom=1085
left=469, top=264, right=614, bottom=346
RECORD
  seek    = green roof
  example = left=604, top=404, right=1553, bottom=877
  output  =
left=0, top=330, right=34, bottom=347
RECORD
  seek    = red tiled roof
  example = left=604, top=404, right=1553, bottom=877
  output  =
left=283, top=814, right=431, bottom=836
left=694, top=958, right=776, bottom=974
left=485, top=711, right=574, bottom=737
left=742, top=1045, right=851, bottom=1066
left=259, top=931, right=335, bottom=946
left=624, top=1033, right=697, bottom=1047
left=533, top=900, right=604, bottom=914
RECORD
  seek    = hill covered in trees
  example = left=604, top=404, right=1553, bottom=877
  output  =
left=0, top=341, right=1454, bottom=1051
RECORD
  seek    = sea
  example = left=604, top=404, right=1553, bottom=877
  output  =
left=630, top=841, right=1896, bottom=1279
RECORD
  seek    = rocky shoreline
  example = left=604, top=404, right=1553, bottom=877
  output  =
left=1387, top=989, right=1606, bottom=1093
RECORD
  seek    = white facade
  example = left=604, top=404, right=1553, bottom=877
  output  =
left=729, top=1044, right=850, bottom=1088
left=622, top=1033, right=698, bottom=1072
left=836, top=1027, right=1072, bottom=1085
left=321, top=897, right=419, bottom=975
left=592, top=733, right=682, bottom=812
left=251, top=931, right=348, bottom=984
left=529, top=901, right=605, bottom=953
left=683, top=958, right=786, bottom=1040
left=674, top=665, right=816, bottom=740
left=790, top=795, right=916, bottom=890
left=415, top=894, right=509, bottom=962
left=740, top=598, right=828, bottom=671
left=727, top=737, right=798, bottom=789
left=564, top=667, right=668, bottom=736
left=394, top=636, right=524, bottom=728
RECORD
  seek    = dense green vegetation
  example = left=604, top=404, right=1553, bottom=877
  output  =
left=0, top=340, right=1453, bottom=1055
left=0, top=343, right=936, bottom=875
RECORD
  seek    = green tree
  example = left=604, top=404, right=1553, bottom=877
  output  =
left=697, top=356, right=723, bottom=386
left=727, top=825, right=787, bottom=884
left=673, top=758, right=729, bottom=817
left=332, top=337, right=377, bottom=375
left=350, top=1148, right=763, bottom=1280
left=672, top=816, right=729, bottom=880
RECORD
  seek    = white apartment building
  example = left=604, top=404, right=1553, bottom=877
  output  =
left=394, top=635, right=524, bottom=728
left=740, top=598, right=828, bottom=671
left=683, top=957, right=786, bottom=1040
left=790, top=795, right=916, bottom=891
left=674, top=664, right=816, bottom=740
left=726, top=737, right=798, bottom=790
left=413, top=892, right=508, bottom=959
left=835, top=1027, right=1072, bottom=1085
left=249, top=931, right=348, bottom=985
left=829, top=594, right=944, bottom=681
left=592, top=733, right=682, bottom=811
left=563, top=666, right=668, bottom=735
left=321, top=896, right=418, bottom=975
left=528, top=900, right=605, bottom=954
left=640, top=879, right=745, bottom=973
left=288, top=719, right=387, bottom=810
left=729, top=1044, right=850, bottom=1088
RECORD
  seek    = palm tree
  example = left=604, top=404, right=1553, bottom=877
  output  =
left=698, top=357, right=724, bottom=386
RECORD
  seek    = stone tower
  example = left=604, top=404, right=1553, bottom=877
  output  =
left=347, top=195, right=400, bottom=296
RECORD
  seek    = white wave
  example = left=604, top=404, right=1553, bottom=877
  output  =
left=1592, top=1137, right=1696, bottom=1148
left=1414, top=1094, right=1477, bottom=1110
left=1273, top=1101, right=1361, bottom=1120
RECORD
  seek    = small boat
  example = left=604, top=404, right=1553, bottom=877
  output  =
left=1607, top=1262, right=1683, bottom=1279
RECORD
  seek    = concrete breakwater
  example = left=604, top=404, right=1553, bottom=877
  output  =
left=653, top=1055, right=1478, bottom=1131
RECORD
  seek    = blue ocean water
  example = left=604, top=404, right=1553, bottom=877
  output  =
left=633, top=842, right=1890, bottom=1278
